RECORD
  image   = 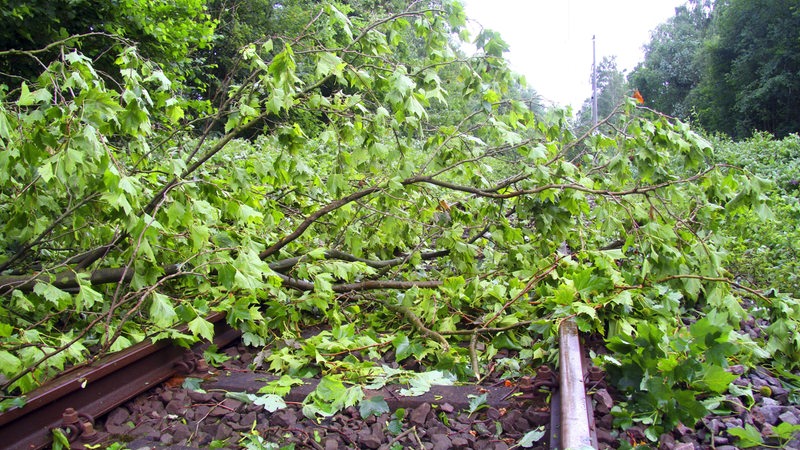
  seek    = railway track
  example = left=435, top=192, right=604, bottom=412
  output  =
left=0, top=317, right=597, bottom=450
left=0, top=313, right=241, bottom=450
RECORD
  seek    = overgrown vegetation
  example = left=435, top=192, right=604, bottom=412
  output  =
left=0, top=0, right=798, bottom=445
left=712, top=132, right=800, bottom=297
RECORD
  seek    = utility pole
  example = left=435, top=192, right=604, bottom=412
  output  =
left=591, top=35, right=598, bottom=127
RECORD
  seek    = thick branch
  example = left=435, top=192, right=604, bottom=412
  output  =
left=379, top=300, right=450, bottom=350
left=0, top=264, right=181, bottom=296
left=275, top=273, right=442, bottom=293
left=268, top=248, right=449, bottom=272
left=0, top=247, right=446, bottom=295
left=407, top=165, right=719, bottom=199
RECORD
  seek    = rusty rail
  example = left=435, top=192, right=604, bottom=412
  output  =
left=0, top=313, right=239, bottom=450
left=0, top=314, right=602, bottom=449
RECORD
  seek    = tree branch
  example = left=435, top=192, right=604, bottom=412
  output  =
left=408, top=164, right=720, bottom=199
left=0, top=32, right=131, bottom=57
left=259, top=186, right=382, bottom=259
left=275, top=273, right=442, bottom=293
left=0, top=265, right=181, bottom=296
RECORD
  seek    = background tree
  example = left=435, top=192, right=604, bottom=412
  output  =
left=628, top=0, right=711, bottom=120
left=630, top=0, right=800, bottom=138
left=694, top=0, right=800, bottom=138
left=0, top=0, right=215, bottom=88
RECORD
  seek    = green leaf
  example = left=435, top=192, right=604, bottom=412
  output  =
left=728, top=424, right=765, bottom=448
left=38, top=160, right=54, bottom=183
left=573, top=268, right=613, bottom=299
left=75, top=283, right=103, bottom=313
left=572, top=303, right=598, bottom=321
left=491, top=333, right=523, bottom=351
left=387, top=418, right=403, bottom=435
left=326, top=4, right=353, bottom=39
left=258, top=375, right=303, bottom=396
left=315, top=375, right=346, bottom=401
left=188, top=316, right=215, bottom=341
left=390, top=68, right=415, bottom=97
left=182, top=377, right=205, bottom=392
left=253, top=394, right=287, bottom=412
left=145, top=70, right=172, bottom=91
left=225, top=391, right=255, bottom=403
left=166, top=102, right=184, bottom=123
left=17, top=82, right=34, bottom=106
left=518, top=427, right=546, bottom=447
left=0, top=350, right=22, bottom=375
left=406, top=94, right=427, bottom=119
left=0, top=110, right=12, bottom=140
left=467, top=393, right=488, bottom=414
left=0, top=396, right=26, bottom=413
left=673, top=389, right=709, bottom=421
left=52, top=428, right=70, bottom=450
left=359, top=396, right=390, bottom=418
left=203, top=345, right=231, bottom=366
left=728, top=383, right=755, bottom=408
left=109, top=335, right=132, bottom=353
left=773, top=422, right=800, bottom=440
left=0, top=323, right=13, bottom=338
left=314, top=272, right=334, bottom=294
left=343, top=386, right=364, bottom=408
left=399, top=371, right=455, bottom=396
left=33, top=282, right=71, bottom=306
left=316, top=52, right=345, bottom=77
left=149, top=292, right=177, bottom=328
left=701, top=364, right=737, bottom=394
left=392, top=334, right=412, bottom=360
left=553, top=283, right=576, bottom=305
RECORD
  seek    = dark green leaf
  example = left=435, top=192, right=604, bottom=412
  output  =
left=359, top=395, right=390, bottom=418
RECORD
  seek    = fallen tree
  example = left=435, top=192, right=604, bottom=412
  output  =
left=0, top=0, right=791, bottom=436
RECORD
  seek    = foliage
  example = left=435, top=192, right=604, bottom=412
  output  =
left=516, top=427, right=546, bottom=448
left=0, top=0, right=215, bottom=88
left=358, top=395, right=390, bottom=418
left=200, top=0, right=318, bottom=105
left=603, top=313, right=739, bottom=439
left=0, top=0, right=791, bottom=441
left=302, top=376, right=363, bottom=418
left=226, top=391, right=288, bottom=413
left=728, top=422, right=800, bottom=448
left=711, top=132, right=800, bottom=296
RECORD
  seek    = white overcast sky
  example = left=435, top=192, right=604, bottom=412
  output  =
left=460, top=0, right=687, bottom=111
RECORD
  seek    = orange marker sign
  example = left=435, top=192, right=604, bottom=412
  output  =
left=632, top=89, right=644, bottom=104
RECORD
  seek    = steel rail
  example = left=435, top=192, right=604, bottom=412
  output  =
left=557, top=317, right=595, bottom=449
left=0, top=313, right=239, bottom=450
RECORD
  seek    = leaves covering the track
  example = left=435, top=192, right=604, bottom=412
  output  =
left=0, top=0, right=797, bottom=439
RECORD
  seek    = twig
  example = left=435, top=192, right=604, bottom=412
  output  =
left=469, top=332, right=480, bottom=380
left=481, top=259, right=560, bottom=328
left=319, top=339, right=392, bottom=357
left=386, top=426, right=416, bottom=448
left=378, top=300, right=449, bottom=351
left=0, top=32, right=130, bottom=57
